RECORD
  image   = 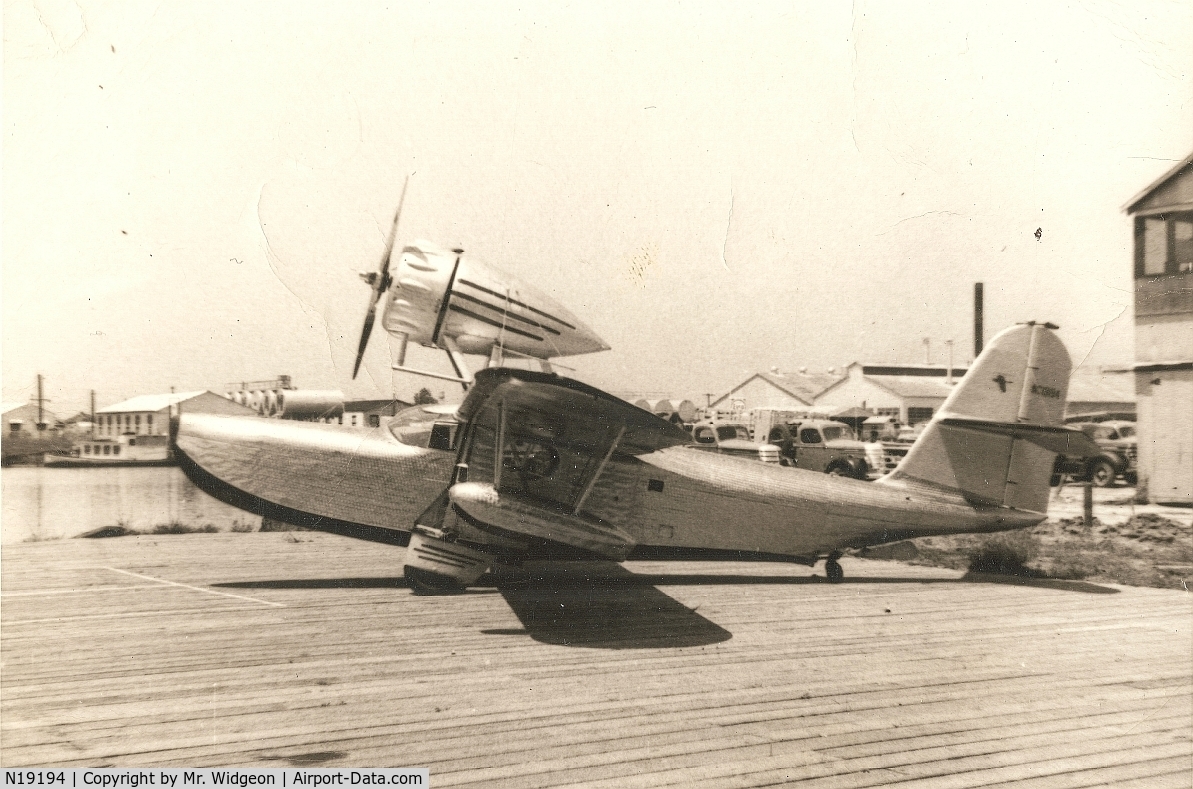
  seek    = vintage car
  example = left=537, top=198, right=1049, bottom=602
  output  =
left=1051, top=420, right=1138, bottom=487
left=692, top=419, right=873, bottom=479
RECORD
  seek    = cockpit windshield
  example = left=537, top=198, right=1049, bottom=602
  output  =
left=389, top=406, right=459, bottom=450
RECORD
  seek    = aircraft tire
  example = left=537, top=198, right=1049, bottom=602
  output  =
left=405, top=565, right=466, bottom=595
left=825, top=559, right=844, bottom=583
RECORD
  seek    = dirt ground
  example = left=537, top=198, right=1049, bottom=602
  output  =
left=865, top=484, right=1193, bottom=590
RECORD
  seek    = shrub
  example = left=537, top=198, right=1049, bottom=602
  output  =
left=967, top=531, right=1039, bottom=576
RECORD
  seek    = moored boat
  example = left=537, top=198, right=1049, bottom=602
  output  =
left=43, top=433, right=175, bottom=467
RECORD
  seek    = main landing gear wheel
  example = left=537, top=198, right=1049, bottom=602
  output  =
left=825, top=552, right=844, bottom=583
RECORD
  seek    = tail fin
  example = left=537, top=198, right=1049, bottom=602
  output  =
left=879, top=322, right=1092, bottom=513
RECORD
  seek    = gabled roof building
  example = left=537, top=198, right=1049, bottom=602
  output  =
left=709, top=370, right=842, bottom=414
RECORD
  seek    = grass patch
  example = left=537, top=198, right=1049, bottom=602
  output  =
left=904, top=514, right=1192, bottom=589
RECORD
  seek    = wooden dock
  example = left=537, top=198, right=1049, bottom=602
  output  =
left=2, top=532, right=1190, bottom=786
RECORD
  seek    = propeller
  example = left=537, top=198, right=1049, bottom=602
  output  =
left=352, top=176, right=410, bottom=379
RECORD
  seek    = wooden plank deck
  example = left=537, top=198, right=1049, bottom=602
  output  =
left=2, top=531, right=1190, bottom=787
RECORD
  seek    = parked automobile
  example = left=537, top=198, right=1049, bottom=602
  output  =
left=1051, top=420, right=1137, bottom=487
left=692, top=419, right=873, bottom=479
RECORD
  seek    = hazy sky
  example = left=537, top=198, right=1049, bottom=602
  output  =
left=5, top=1, right=1191, bottom=413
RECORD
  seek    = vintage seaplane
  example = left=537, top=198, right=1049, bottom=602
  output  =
left=174, top=196, right=1096, bottom=593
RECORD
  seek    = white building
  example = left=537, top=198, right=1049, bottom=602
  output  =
left=1124, top=152, right=1193, bottom=504
left=94, top=391, right=255, bottom=437
left=813, top=364, right=968, bottom=426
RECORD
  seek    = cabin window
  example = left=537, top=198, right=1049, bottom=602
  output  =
left=147, top=414, right=153, bottom=433
left=112, top=445, right=120, bottom=456
left=1136, top=211, right=1193, bottom=276
left=799, top=428, right=822, bottom=444
left=84, top=445, right=91, bottom=454
left=135, top=414, right=141, bottom=430
left=368, top=415, right=380, bottom=428
left=129, top=438, right=137, bottom=446
left=429, top=422, right=458, bottom=451
left=103, top=445, right=111, bottom=455
left=390, top=406, right=459, bottom=449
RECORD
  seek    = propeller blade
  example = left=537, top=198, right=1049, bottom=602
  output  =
left=352, top=297, right=379, bottom=379
left=353, top=174, right=412, bottom=380
left=377, top=174, right=411, bottom=286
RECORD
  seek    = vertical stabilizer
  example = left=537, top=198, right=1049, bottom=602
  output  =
left=879, top=322, right=1073, bottom=513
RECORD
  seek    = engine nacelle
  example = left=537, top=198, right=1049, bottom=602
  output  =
left=382, top=241, right=609, bottom=362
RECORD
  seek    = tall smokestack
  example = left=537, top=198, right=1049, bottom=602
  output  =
left=974, top=282, right=984, bottom=358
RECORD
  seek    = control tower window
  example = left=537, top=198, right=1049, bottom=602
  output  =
left=1136, top=211, right=1193, bottom=277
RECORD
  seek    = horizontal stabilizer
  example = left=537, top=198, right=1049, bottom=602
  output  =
left=936, top=418, right=1102, bottom=457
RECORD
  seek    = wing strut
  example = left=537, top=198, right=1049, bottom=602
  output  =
left=493, top=399, right=506, bottom=491
left=573, top=424, right=626, bottom=516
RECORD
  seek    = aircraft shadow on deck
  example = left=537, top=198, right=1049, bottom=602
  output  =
left=214, top=571, right=1117, bottom=595
left=490, top=579, right=733, bottom=649
left=213, top=565, right=1116, bottom=650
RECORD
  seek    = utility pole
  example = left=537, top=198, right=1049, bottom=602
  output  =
left=945, top=340, right=955, bottom=385
left=922, top=338, right=931, bottom=365
left=91, top=390, right=97, bottom=437
left=974, top=282, right=984, bottom=358
left=36, top=374, right=47, bottom=431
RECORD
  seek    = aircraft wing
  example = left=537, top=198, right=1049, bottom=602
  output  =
left=174, top=413, right=456, bottom=543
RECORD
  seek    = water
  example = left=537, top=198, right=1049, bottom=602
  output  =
left=1, top=466, right=261, bottom=544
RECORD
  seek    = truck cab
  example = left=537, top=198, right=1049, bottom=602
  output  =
left=691, top=422, right=765, bottom=458
left=782, top=419, right=872, bottom=479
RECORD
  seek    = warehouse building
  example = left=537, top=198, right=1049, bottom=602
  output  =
left=712, top=364, right=972, bottom=426
left=1125, top=153, right=1193, bottom=504
left=814, top=364, right=969, bottom=426
left=2, top=401, right=59, bottom=434
left=708, top=369, right=841, bottom=414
